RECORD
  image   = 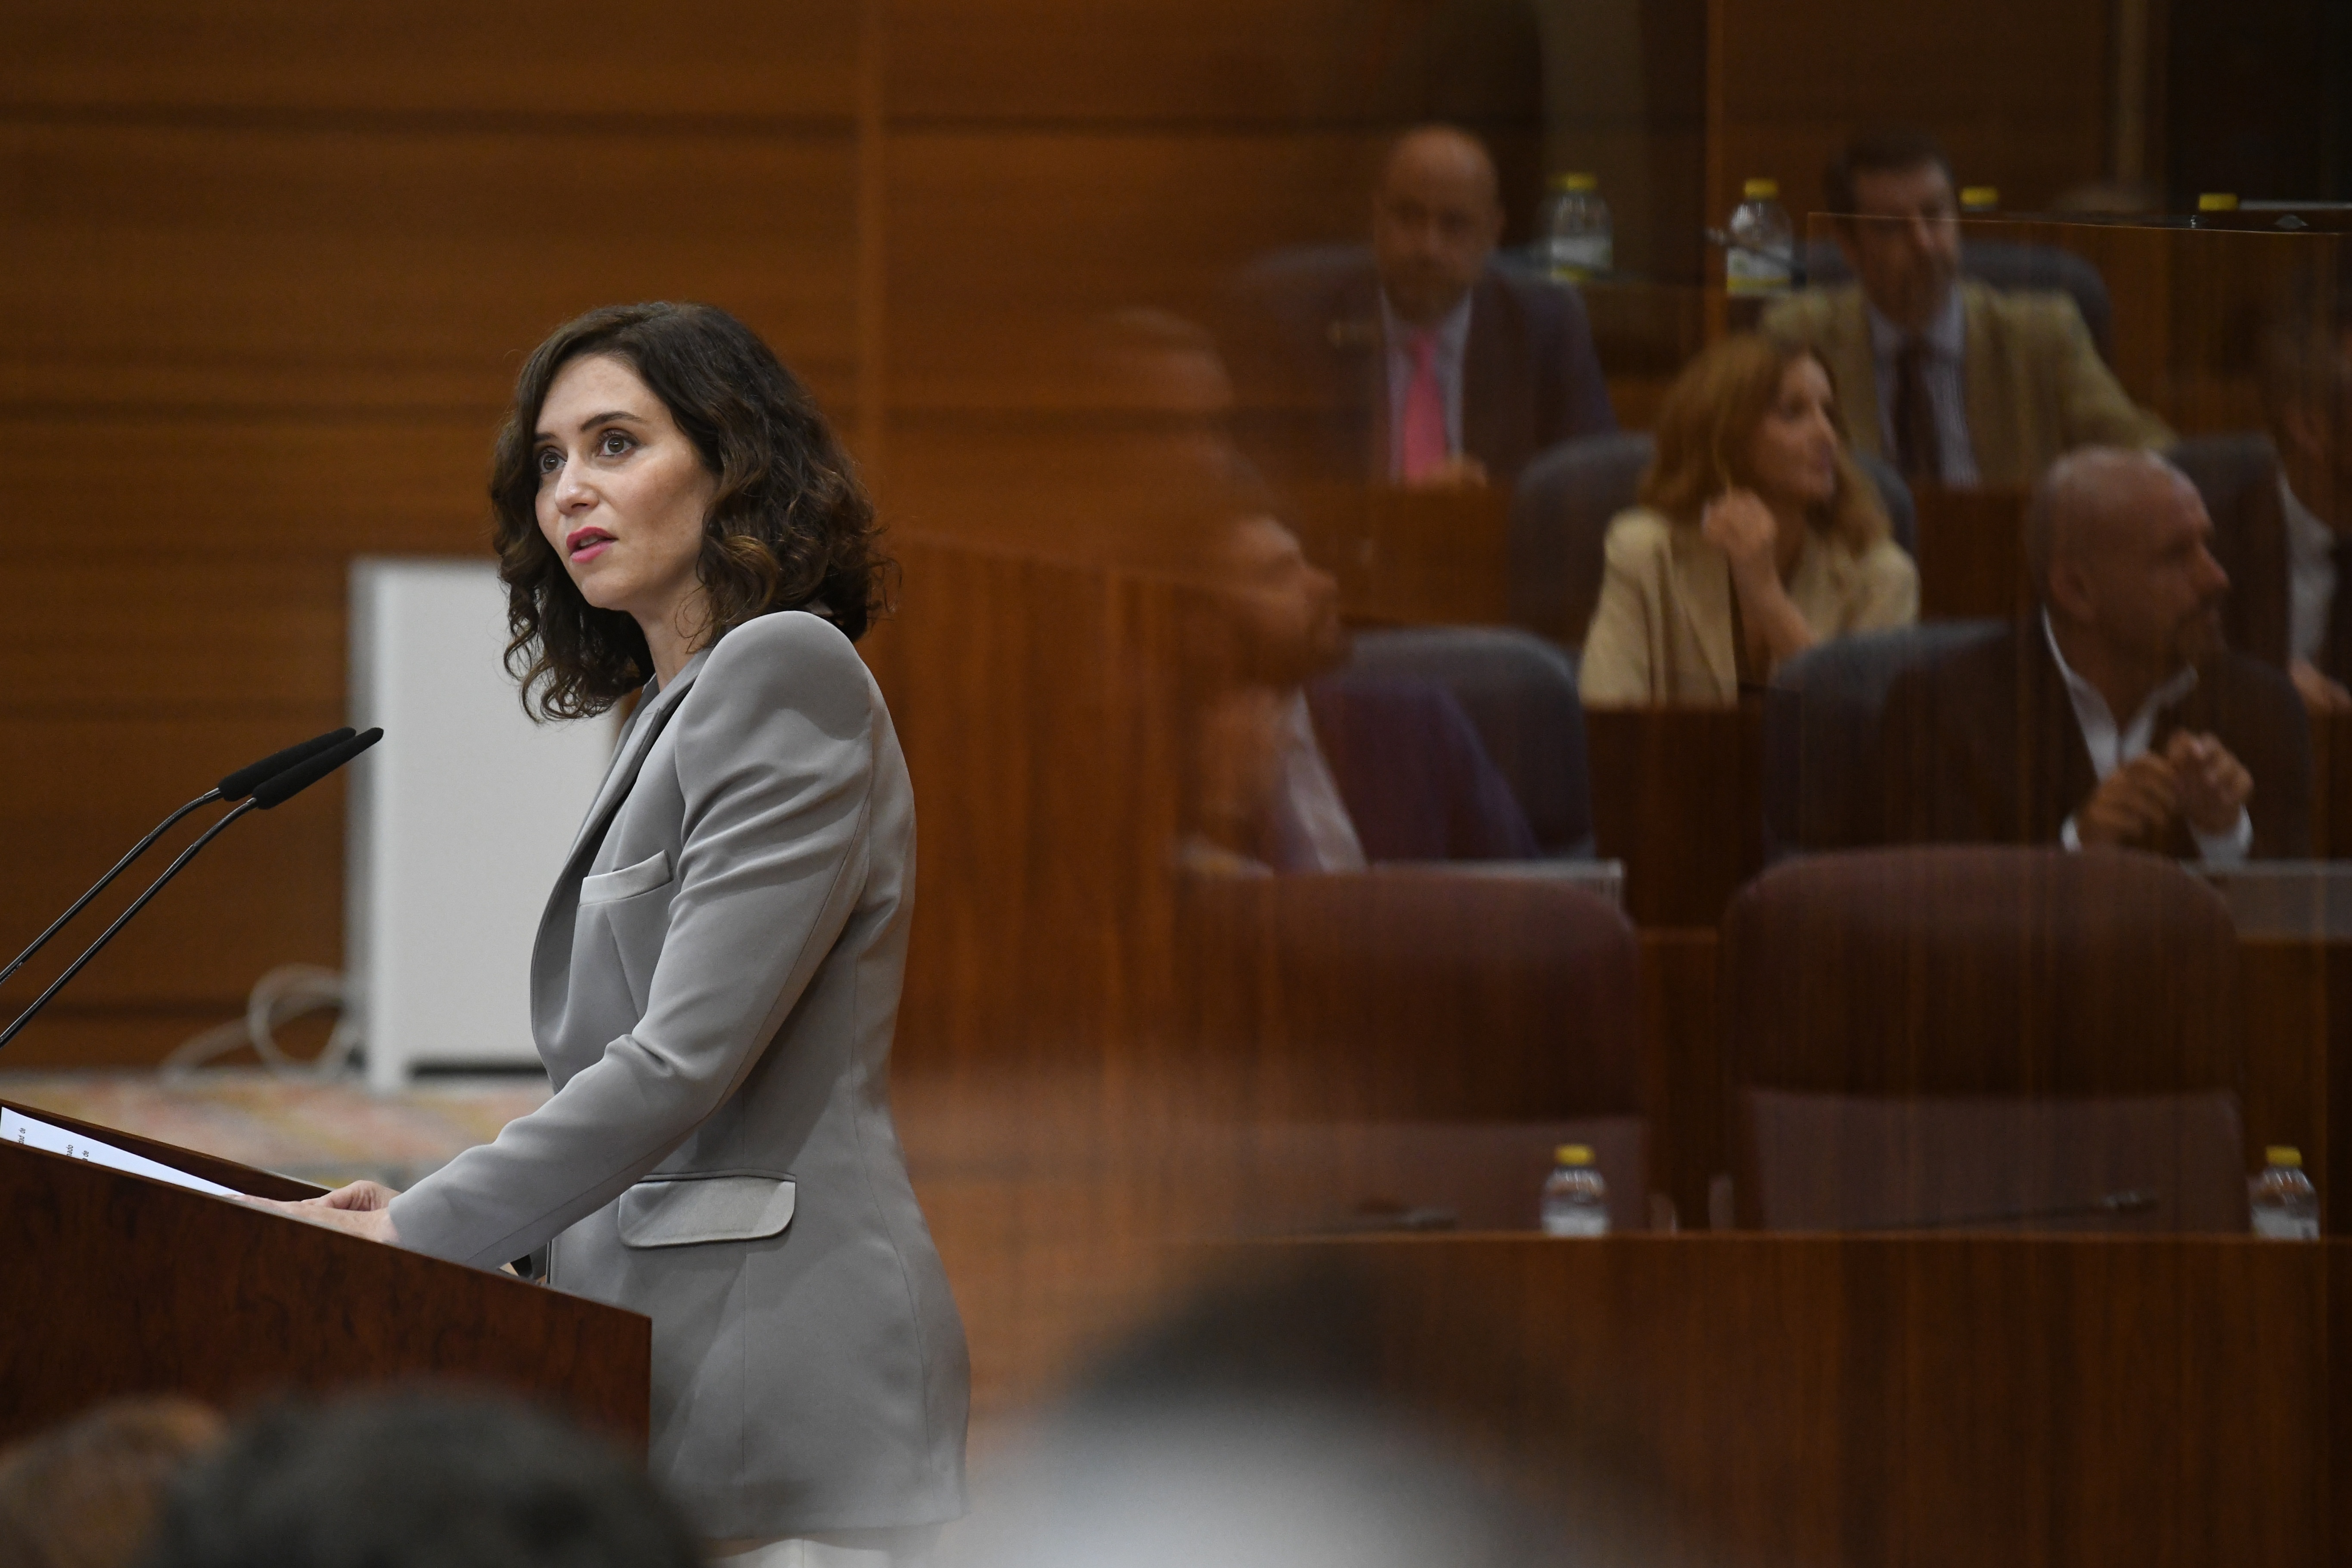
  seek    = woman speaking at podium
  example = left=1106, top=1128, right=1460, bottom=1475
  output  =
left=269, top=302, right=968, bottom=1564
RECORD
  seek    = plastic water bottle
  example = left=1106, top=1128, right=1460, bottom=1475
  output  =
left=2250, top=1146, right=2321, bottom=1239
left=1725, top=178, right=1794, bottom=296
left=1541, top=1143, right=1609, bottom=1236
left=1540, top=173, right=1612, bottom=282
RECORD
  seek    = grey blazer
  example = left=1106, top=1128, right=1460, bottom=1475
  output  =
left=388, top=611, right=968, bottom=1540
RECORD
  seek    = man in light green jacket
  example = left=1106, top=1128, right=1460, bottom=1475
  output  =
left=1762, top=129, right=2170, bottom=490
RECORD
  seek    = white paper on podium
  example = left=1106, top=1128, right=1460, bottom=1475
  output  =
left=1, top=1108, right=240, bottom=1198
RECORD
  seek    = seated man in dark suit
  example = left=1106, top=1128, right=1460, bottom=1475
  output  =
left=1187, top=515, right=1537, bottom=870
left=1882, top=447, right=2310, bottom=860
left=1222, top=125, right=1615, bottom=495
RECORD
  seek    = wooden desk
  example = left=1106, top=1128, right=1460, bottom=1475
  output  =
left=1257, top=1233, right=2342, bottom=1566
left=1638, top=922, right=2352, bottom=1236
left=1584, top=702, right=1764, bottom=928
left=2319, top=711, right=2352, bottom=859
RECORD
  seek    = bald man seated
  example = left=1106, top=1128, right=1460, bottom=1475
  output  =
left=1881, top=447, right=2311, bottom=861
left=1223, top=124, right=1615, bottom=495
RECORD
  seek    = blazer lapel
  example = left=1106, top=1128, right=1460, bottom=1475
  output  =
left=560, top=655, right=706, bottom=873
left=1821, top=291, right=1884, bottom=462
left=2017, top=622, right=2097, bottom=842
left=1668, top=528, right=1740, bottom=696
left=1460, top=273, right=1512, bottom=472
left=1958, top=283, right=2022, bottom=485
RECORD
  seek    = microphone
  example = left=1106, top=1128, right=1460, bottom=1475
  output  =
left=0, top=727, right=356, bottom=991
left=219, top=728, right=359, bottom=803
left=0, top=729, right=382, bottom=1055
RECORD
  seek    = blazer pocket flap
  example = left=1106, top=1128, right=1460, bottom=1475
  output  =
left=617, top=1172, right=795, bottom=1248
left=580, top=851, right=673, bottom=907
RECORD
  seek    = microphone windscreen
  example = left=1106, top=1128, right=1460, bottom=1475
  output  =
left=251, top=728, right=383, bottom=810
left=219, top=728, right=356, bottom=801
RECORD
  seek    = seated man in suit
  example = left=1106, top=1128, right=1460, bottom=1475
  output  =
left=1882, top=448, right=2310, bottom=861
left=1186, top=515, right=1538, bottom=870
left=1222, top=124, right=1615, bottom=495
left=1763, top=129, right=2171, bottom=488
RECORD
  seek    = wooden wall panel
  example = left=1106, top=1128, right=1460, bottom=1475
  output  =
left=0, top=559, right=346, bottom=711
left=885, top=0, right=1365, bottom=123
left=12, top=415, right=490, bottom=556
left=859, top=534, right=1193, bottom=1088
left=0, top=715, right=343, bottom=1031
left=878, top=415, right=1240, bottom=567
left=0, top=1, right=861, bottom=119
left=884, top=130, right=1381, bottom=411
left=885, top=0, right=1543, bottom=131
left=1, top=123, right=859, bottom=414
left=1707, top=0, right=2113, bottom=225
left=4, top=8, right=867, bottom=1068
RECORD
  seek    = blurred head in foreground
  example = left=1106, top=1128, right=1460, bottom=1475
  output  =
left=945, top=1260, right=1703, bottom=1568
left=137, top=1393, right=698, bottom=1568
left=0, top=1398, right=223, bottom=1568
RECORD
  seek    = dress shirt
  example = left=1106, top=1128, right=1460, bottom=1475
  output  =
left=1269, top=690, right=1368, bottom=872
left=1380, top=289, right=1472, bottom=480
left=1865, top=289, right=1979, bottom=487
left=2281, top=475, right=2340, bottom=664
left=2042, top=610, right=2251, bottom=864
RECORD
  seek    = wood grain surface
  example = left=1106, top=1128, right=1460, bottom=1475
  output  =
left=1244, top=1233, right=2334, bottom=1567
left=0, top=1127, right=650, bottom=1450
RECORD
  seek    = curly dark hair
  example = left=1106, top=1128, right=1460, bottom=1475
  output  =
left=490, top=301, right=887, bottom=719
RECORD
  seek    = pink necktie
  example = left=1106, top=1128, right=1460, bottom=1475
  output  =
left=1399, top=329, right=1447, bottom=482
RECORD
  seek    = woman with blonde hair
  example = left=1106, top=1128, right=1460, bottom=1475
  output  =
left=1578, top=333, right=1918, bottom=705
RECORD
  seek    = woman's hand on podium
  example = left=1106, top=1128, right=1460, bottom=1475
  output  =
left=247, top=1179, right=401, bottom=1245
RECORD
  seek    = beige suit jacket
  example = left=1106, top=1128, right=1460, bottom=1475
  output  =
left=1760, top=280, right=2172, bottom=487
left=1578, top=508, right=1920, bottom=707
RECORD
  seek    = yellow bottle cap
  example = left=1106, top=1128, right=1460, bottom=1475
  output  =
left=1555, top=1144, right=1595, bottom=1165
left=1743, top=178, right=1779, bottom=200
left=2268, top=1146, right=2304, bottom=1167
left=1551, top=172, right=1600, bottom=193
left=2198, top=192, right=2240, bottom=212
left=1959, top=186, right=2000, bottom=210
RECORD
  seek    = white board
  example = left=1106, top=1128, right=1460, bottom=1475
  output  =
left=348, top=560, right=616, bottom=1090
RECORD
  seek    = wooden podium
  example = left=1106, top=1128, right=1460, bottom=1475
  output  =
left=0, top=1101, right=650, bottom=1448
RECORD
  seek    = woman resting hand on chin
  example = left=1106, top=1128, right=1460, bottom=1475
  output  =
left=1578, top=333, right=1920, bottom=706
left=252, top=302, right=966, bottom=1563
